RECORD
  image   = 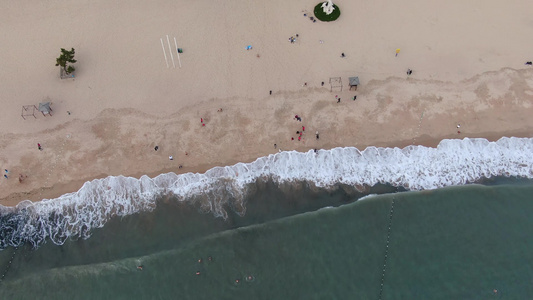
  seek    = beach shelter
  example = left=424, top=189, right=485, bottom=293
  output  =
left=39, top=102, right=53, bottom=116
left=349, top=77, right=360, bottom=91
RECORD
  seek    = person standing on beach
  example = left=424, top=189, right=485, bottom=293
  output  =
left=18, top=174, right=27, bottom=183
left=37, top=143, right=42, bottom=151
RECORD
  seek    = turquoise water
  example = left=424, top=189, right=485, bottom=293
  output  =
left=1, top=180, right=533, bottom=299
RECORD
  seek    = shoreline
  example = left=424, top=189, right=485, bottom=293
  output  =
left=2, top=129, right=531, bottom=208
left=1, top=67, right=532, bottom=207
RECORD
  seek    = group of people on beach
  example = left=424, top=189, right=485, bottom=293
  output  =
left=291, top=115, right=307, bottom=142
left=3, top=169, right=27, bottom=183
left=2, top=144, right=41, bottom=182
left=289, top=34, right=299, bottom=44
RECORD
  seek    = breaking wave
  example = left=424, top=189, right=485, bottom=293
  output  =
left=0, top=137, right=532, bottom=249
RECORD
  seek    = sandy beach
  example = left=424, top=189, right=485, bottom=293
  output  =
left=1, top=0, right=533, bottom=207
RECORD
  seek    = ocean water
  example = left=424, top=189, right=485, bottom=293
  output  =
left=0, top=138, right=532, bottom=299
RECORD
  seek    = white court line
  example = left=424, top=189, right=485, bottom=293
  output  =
left=166, top=35, right=175, bottom=68
left=174, top=37, right=182, bottom=68
left=160, top=38, right=169, bottom=68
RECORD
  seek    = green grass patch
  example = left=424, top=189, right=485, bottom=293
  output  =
left=314, top=3, right=341, bottom=22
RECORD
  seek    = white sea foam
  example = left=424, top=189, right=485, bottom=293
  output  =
left=1, top=137, right=532, bottom=249
left=358, top=194, right=379, bottom=201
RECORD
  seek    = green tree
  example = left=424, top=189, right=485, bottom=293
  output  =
left=55, top=48, right=77, bottom=74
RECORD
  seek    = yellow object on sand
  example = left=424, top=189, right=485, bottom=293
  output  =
left=395, top=48, right=401, bottom=54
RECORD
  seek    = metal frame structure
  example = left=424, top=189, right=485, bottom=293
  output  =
left=329, top=77, right=342, bottom=92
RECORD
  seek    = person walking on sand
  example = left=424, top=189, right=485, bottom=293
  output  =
left=37, top=143, right=42, bottom=151
left=19, top=174, right=27, bottom=183
left=316, top=131, right=319, bottom=140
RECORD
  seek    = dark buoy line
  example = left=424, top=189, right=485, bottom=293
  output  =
left=0, top=247, right=18, bottom=283
left=378, top=198, right=395, bottom=300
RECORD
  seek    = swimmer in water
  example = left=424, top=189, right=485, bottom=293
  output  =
left=137, top=265, right=143, bottom=271
left=208, top=256, right=213, bottom=262
left=196, top=271, right=201, bottom=275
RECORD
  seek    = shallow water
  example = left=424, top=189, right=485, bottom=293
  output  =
left=1, top=179, right=533, bottom=299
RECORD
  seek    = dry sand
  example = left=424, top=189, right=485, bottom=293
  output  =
left=1, top=0, right=533, bottom=207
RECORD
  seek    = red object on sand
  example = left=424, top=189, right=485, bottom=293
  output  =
left=302, top=126, right=305, bottom=131
left=291, top=137, right=294, bottom=140
left=201, top=118, right=203, bottom=123
left=202, top=123, right=205, bottom=126
left=298, top=136, right=301, bottom=141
